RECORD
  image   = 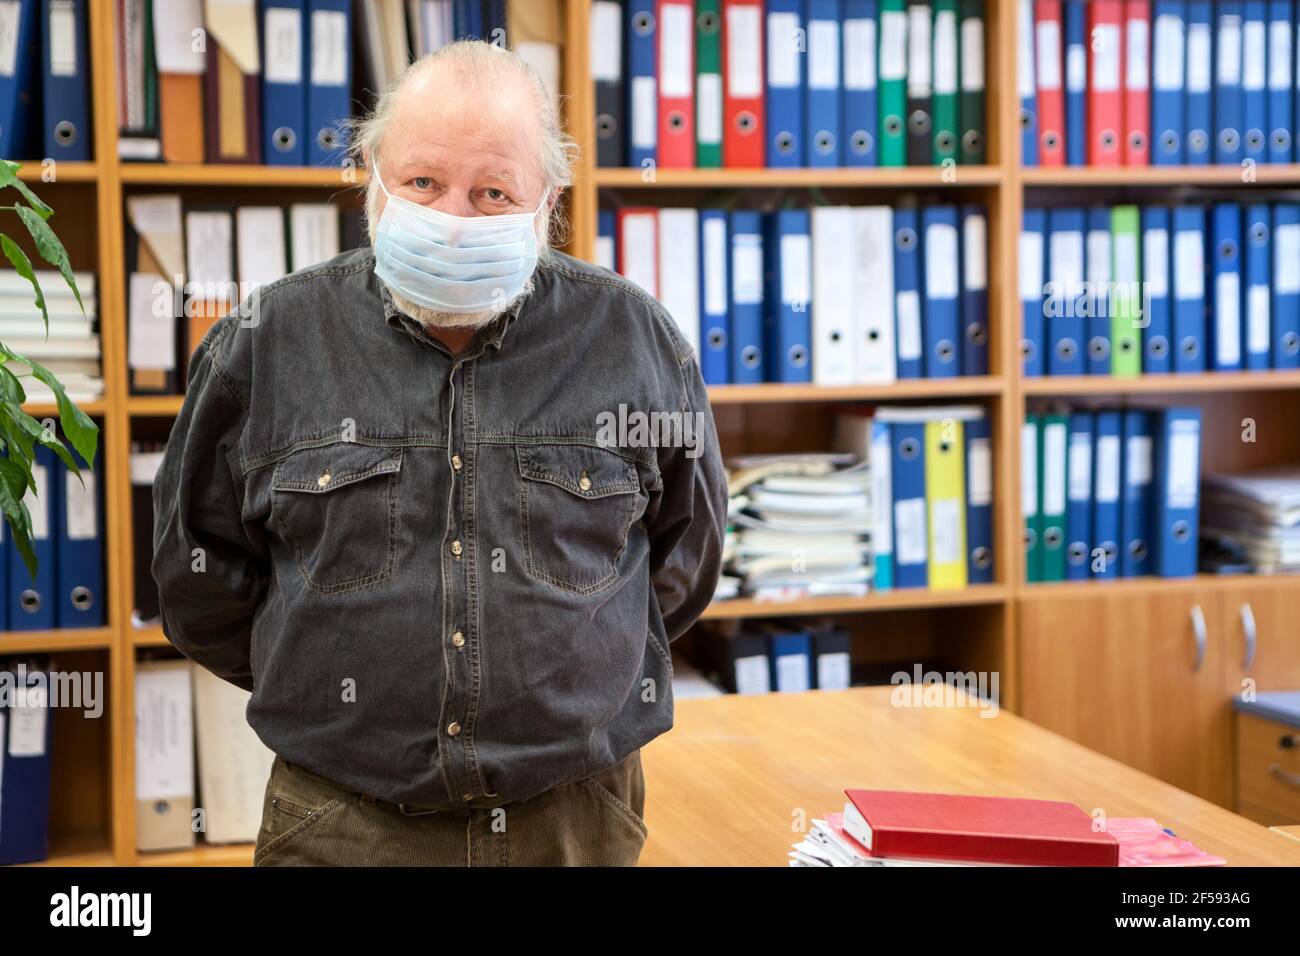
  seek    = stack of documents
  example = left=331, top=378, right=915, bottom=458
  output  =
left=1022, top=201, right=1300, bottom=377
left=785, top=790, right=1222, bottom=868
left=1024, top=405, right=1201, bottom=582
left=699, top=619, right=852, bottom=694
left=723, top=453, right=871, bottom=600
left=603, top=203, right=989, bottom=386
left=591, top=0, right=988, bottom=168
left=1202, top=466, right=1300, bottom=573
left=1024, top=1, right=1300, bottom=168
left=0, top=270, right=101, bottom=404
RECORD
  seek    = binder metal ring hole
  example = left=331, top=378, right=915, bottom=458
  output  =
left=1275, top=131, right=1292, bottom=149
left=968, top=324, right=987, bottom=345
left=1023, top=529, right=1037, bottom=549
left=972, top=547, right=991, bottom=570
left=1172, top=521, right=1190, bottom=543
left=1019, top=109, right=1032, bottom=130
left=1181, top=336, right=1200, bottom=357
left=936, top=132, right=955, bottom=151
left=1129, top=540, right=1148, bottom=561
left=1044, top=528, right=1062, bottom=548
left=1120, top=338, right=1134, bottom=353
left=1101, top=130, right=1116, bottom=149
left=776, top=131, right=795, bottom=153
left=1252, top=224, right=1268, bottom=245
left=963, top=131, right=982, bottom=152
left=1221, top=130, right=1239, bottom=150
left=274, top=127, right=296, bottom=151
left=1220, top=241, right=1237, bottom=260
left=741, top=345, right=761, bottom=368
left=1043, top=132, right=1059, bottom=150
left=736, top=110, right=755, bottom=132
left=815, top=132, right=836, bottom=154
left=1189, top=130, right=1207, bottom=150
left=708, top=329, right=727, bottom=348
left=1068, top=543, right=1087, bottom=564
left=886, top=115, right=903, bottom=135
left=698, top=11, right=718, bottom=32
left=938, top=440, right=952, bottom=454
left=1162, top=132, right=1179, bottom=152
left=899, top=438, right=920, bottom=461
left=54, top=120, right=77, bottom=145
left=1057, top=340, right=1077, bottom=361
left=1247, top=130, right=1264, bottom=149
left=867, top=328, right=880, bottom=341
left=1284, top=331, right=1300, bottom=354
left=937, top=340, right=955, bottom=361
left=1129, top=132, right=1145, bottom=150
left=19, top=589, right=40, bottom=613
left=633, top=11, right=655, bottom=34
left=1089, top=337, right=1110, bottom=360
left=668, top=111, right=686, bottom=131
left=909, top=111, right=931, bottom=134
left=1149, top=336, right=1168, bottom=358
left=1103, top=543, right=1119, bottom=563
left=789, top=345, right=808, bottom=367
left=597, top=114, right=616, bottom=137
left=317, top=128, right=338, bottom=150
left=897, top=227, right=916, bottom=250
left=851, top=130, right=871, bottom=154
left=1021, top=340, right=1037, bottom=361
left=71, top=586, right=93, bottom=610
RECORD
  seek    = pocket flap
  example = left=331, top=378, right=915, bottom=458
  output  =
left=517, top=444, right=639, bottom=499
left=273, top=443, right=403, bottom=494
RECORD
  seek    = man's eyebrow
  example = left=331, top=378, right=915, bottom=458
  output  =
left=480, top=168, right=523, bottom=187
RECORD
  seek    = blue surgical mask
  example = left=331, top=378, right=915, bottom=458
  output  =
left=371, top=158, right=548, bottom=314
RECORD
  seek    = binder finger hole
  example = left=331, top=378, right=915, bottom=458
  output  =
left=19, top=589, right=41, bottom=614
left=1172, top=521, right=1191, bottom=544
left=899, top=438, right=921, bottom=461
left=972, top=547, right=992, bottom=571
left=70, top=586, right=94, bottom=611
left=775, top=131, right=796, bottom=154
left=741, top=345, right=761, bottom=369
left=54, top=120, right=77, bottom=146
left=273, top=126, right=297, bottom=152
left=736, top=110, right=756, bottom=133
left=850, top=130, right=872, bottom=154
left=967, top=323, right=988, bottom=345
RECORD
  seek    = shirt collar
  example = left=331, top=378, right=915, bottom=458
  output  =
left=378, top=262, right=533, bottom=354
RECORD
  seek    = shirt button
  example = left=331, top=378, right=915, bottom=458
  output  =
left=317, top=470, right=331, bottom=488
left=447, top=721, right=462, bottom=737
left=578, top=470, right=592, bottom=492
left=451, top=454, right=463, bottom=471
left=462, top=793, right=473, bottom=802
left=450, top=540, right=463, bottom=556
left=451, top=631, right=465, bottom=648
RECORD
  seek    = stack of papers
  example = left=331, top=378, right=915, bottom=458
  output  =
left=719, top=453, right=870, bottom=601
left=1201, top=467, right=1300, bottom=573
left=790, top=813, right=1225, bottom=868
left=0, top=270, right=102, bottom=404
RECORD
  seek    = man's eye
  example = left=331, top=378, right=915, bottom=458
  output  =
left=413, top=177, right=433, bottom=189
left=485, top=188, right=509, bottom=202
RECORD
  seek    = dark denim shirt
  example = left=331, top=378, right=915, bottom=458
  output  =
left=152, top=247, right=727, bottom=808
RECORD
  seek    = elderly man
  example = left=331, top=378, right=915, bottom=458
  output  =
left=152, top=41, right=727, bottom=867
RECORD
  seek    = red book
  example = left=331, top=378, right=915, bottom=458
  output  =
left=1087, top=0, right=1125, bottom=166
left=657, top=0, right=696, bottom=167
left=843, top=790, right=1121, bottom=866
left=722, top=0, right=765, bottom=167
left=1034, top=1, right=1066, bottom=165
left=1123, top=0, right=1152, bottom=165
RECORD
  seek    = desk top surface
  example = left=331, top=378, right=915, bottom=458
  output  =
left=639, top=687, right=1300, bottom=867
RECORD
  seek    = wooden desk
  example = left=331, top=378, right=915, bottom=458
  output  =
left=640, top=687, right=1300, bottom=867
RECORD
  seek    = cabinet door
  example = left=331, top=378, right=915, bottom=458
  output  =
left=1222, top=580, right=1300, bottom=697
left=1019, top=590, right=1231, bottom=806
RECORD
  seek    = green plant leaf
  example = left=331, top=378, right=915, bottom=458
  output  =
left=1, top=401, right=78, bottom=474
left=0, top=161, right=53, bottom=220
left=0, top=457, right=36, bottom=579
left=13, top=354, right=97, bottom=466
left=16, top=206, right=82, bottom=313
left=0, top=364, right=27, bottom=404
left=0, top=233, right=49, bottom=332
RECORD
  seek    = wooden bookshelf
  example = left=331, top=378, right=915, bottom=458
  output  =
left=14, top=0, right=1298, bottom=868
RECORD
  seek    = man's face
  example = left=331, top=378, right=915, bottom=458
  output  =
left=372, top=65, right=550, bottom=225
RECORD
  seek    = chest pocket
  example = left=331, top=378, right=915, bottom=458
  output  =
left=517, top=444, right=642, bottom=595
left=271, top=443, right=403, bottom=594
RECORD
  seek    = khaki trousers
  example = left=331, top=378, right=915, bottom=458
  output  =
left=252, top=751, right=647, bottom=867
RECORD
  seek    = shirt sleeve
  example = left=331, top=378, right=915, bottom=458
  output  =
left=151, top=319, right=268, bottom=692
left=647, top=351, right=729, bottom=642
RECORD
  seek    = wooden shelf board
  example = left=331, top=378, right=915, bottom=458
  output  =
left=1023, top=164, right=1300, bottom=187
left=708, top=376, right=1004, bottom=404
left=14, top=161, right=100, bottom=183
left=593, top=165, right=1002, bottom=188
left=132, top=626, right=170, bottom=648
left=702, top=585, right=1008, bottom=620
left=136, top=842, right=254, bottom=867
left=0, top=627, right=113, bottom=653
left=1017, top=572, right=1300, bottom=600
left=20, top=400, right=107, bottom=417
left=127, top=395, right=185, bottom=416
left=18, top=828, right=115, bottom=867
left=119, top=163, right=367, bottom=188
left=1024, top=370, right=1300, bottom=395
